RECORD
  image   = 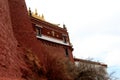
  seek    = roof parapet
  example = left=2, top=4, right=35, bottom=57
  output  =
left=28, top=8, right=68, bottom=30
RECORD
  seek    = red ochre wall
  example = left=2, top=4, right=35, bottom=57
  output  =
left=8, top=0, right=45, bottom=64
left=40, top=39, right=74, bottom=62
left=0, top=0, right=44, bottom=79
left=0, top=0, right=29, bottom=79
left=31, top=17, right=74, bottom=62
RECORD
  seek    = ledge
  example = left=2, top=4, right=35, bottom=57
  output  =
left=36, top=35, right=70, bottom=46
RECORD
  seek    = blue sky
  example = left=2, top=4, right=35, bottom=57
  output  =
left=25, top=0, right=120, bottom=78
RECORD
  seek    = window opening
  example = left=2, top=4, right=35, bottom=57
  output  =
left=63, top=36, right=67, bottom=43
left=36, top=27, right=42, bottom=36
left=65, top=48, right=69, bottom=56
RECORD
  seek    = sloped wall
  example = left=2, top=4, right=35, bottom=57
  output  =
left=8, top=0, right=45, bottom=65
left=0, top=0, right=46, bottom=79
left=0, top=0, right=27, bottom=79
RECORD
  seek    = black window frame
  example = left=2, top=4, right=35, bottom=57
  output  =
left=65, top=48, right=69, bottom=57
left=36, top=26, right=42, bottom=36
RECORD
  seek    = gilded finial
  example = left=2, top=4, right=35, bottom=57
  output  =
left=35, top=9, right=38, bottom=15
left=28, top=8, right=45, bottom=21
left=41, top=14, right=44, bottom=19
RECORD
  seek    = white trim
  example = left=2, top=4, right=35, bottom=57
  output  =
left=35, top=24, right=43, bottom=28
left=36, top=35, right=70, bottom=46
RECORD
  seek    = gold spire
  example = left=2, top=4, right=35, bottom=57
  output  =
left=41, top=14, right=44, bottom=19
left=35, top=9, right=38, bottom=15
left=28, top=8, right=45, bottom=21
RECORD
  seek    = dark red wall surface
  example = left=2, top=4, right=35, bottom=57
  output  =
left=8, top=0, right=45, bottom=63
left=0, top=0, right=28, bottom=79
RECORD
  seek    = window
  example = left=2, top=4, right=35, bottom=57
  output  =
left=63, top=36, right=67, bottom=43
left=36, top=27, right=42, bottom=36
left=65, top=48, right=69, bottom=56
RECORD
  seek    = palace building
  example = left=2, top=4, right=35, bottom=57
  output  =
left=28, top=8, right=74, bottom=62
left=0, top=0, right=108, bottom=79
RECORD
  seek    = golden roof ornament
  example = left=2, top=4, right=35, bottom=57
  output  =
left=28, top=8, right=60, bottom=26
left=35, top=9, right=38, bottom=15
left=28, top=8, right=45, bottom=21
left=41, top=14, right=44, bottom=19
